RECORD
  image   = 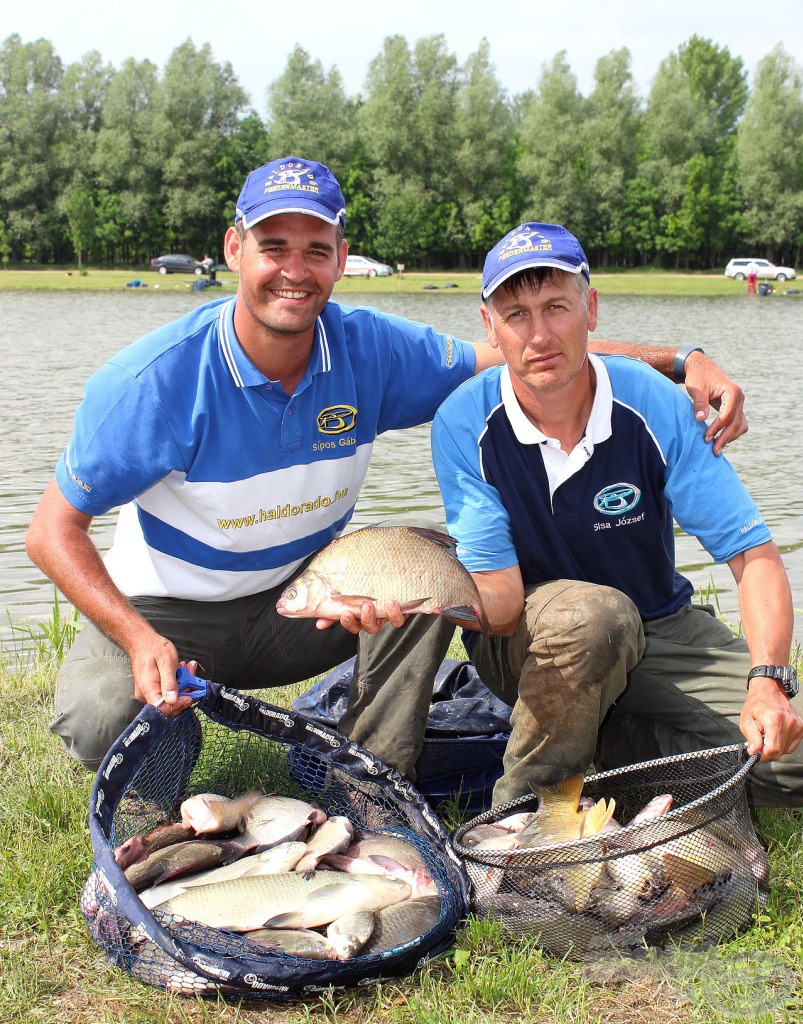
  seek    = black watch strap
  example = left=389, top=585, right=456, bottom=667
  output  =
left=673, top=343, right=705, bottom=383
left=747, top=664, right=799, bottom=698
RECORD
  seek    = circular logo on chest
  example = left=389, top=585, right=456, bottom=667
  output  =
left=594, top=482, right=641, bottom=515
left=317, top=405, right=357, bottom=434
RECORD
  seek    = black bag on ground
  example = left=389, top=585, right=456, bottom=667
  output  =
left=452, top=744, right=768, bottom=960
left=83, top=681, right=469, bottom=1000
left=292, top=658, right=511, bottom=813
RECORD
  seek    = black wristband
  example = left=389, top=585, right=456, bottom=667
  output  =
left=673, top=344, right=704, bottom=384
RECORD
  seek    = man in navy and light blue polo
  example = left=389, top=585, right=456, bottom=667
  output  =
left=431, top=222, right=803, bottom=807
left=26, top=157, right=751, bottom=779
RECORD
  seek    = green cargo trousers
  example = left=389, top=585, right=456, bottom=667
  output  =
left=471, top=580, right=803, bottom=808
left=50, top=522, right=454, bottom=779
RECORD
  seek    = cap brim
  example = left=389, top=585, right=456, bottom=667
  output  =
left=237, top=201, right=345, bottom=230
left=482, top=258, right=589, bottom=299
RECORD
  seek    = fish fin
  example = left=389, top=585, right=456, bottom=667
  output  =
left=442, top=604, right=483, bottom=625
left=662, top=852, right=719, bottom=894
left=397, top=598, right=435, bottom=613
left=263, top=912, right=304, bottom=929
left=368, top=855, right=407, bottom=872
left=306, top=882, right=356, bottom=900
left=405, top=527, right=457, bottom=553
left=321, top=854, right=351, bottom=871
left=333, top=594, right=379, bottom=611
left=582, top=798, right=617, bottom=837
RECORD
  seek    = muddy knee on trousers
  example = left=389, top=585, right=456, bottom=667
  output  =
left=513, top=582, right=643, bottom=684
left=492, top=583, right=644, bottom=803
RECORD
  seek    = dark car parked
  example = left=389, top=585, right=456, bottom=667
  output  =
left=150, top=254, right=203, bottom=275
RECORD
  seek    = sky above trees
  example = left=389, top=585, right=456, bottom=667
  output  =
left=5, top=0, right=800, bottom=108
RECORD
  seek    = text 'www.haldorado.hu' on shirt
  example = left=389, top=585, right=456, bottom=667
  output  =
left=216, top=488, right=350, bottom=531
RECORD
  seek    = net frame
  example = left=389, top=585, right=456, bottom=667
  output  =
left=84, top=682, right=469, bottom=999
left=452, top=744, right=768, bottom=959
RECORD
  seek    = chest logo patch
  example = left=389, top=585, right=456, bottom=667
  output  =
left=317, top=405, right=357, bottom=434
left=594, top=482, right=641, bottom=516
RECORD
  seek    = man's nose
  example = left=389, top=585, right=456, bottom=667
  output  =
left=280, top=251, right=307, bottom=280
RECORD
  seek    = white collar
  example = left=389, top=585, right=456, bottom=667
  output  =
left=500, top=353, right=613, bottom=452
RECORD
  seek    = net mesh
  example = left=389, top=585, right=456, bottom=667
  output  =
left=83, top=689, right=467, bottom=999
left=452, top=745, right=767, bottom=959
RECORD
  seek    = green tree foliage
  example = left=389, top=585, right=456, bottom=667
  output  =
left=93, top=57, right=163, bottom=263
left=1, top=32, right=802, bottom=270
left=518, top=53, right=588, bottom=234
left=266, top=45, right=354, bottom=170
left=582, top=49, right=642, bottom=264
left=737, top=44, right=803, bottom=261
left=156, top=40, right=248, bottom=254
left=644, top=38, right=748, bottom=267
left=0, top=35, right=64, bottom=262
left=454, top=39, right=518, bottom=261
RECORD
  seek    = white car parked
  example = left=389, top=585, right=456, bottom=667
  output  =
left=724, top=258, right=797, bottom=281
left=343, top=255, right=393, bottom=277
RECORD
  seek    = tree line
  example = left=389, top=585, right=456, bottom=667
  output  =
left=1, top=32, right=801, bottom=271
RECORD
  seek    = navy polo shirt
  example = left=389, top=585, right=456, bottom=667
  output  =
left=431, top=355, right=770, bottom=622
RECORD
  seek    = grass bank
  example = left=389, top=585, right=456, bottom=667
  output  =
left=1, top=267, right=799, bottom=298
left=2, top=610, right=801, bottom=1024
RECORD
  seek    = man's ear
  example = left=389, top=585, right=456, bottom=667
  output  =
left=333, top=237, right=348, bottom=283
left=224, top=226, right=243, bottom=273
left=480, top=303, right=500, bottom=349
left=586, top=287, right=599, bottom=333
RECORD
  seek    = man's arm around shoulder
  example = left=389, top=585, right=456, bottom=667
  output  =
left=26, top=478, right=191, bottom=715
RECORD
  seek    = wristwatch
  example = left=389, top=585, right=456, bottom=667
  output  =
left=673, top=343, right=705, bottom=384
left=746, top=665, right=799, bottom=699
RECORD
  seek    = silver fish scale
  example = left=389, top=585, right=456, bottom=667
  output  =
left=308, top=527, right=481, bottom=615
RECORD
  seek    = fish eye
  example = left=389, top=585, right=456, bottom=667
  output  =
left=285, top=587, right=297, bottom=600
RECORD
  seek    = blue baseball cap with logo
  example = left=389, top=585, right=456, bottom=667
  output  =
left=482, top=222, right=590, bottom=299
left=235, top=157, right=346, bottom=230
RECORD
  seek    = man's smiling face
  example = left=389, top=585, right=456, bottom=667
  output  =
left=225, top=212, right=347, bottom=340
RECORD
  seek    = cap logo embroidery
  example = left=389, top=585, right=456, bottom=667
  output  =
left=499, top=227, right=554, bottom=261
left=264, top=163, right=319, bottom=195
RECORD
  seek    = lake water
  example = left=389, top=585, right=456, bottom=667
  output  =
left=1, top=288, right=801, bottom=643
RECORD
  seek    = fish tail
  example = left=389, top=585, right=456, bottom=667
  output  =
left=581, top=798, right=617, bottom=837
left=531, top=773, right=584, bottom=810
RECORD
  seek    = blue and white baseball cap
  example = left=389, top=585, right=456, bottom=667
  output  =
left=482, top=222, right=590, bottom=299
left=235, top=157, right=346, bottom=230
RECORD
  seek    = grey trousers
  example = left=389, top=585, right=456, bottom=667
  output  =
left=51, top=539, right=454, bottom=779
left=472, top=580, right=803, bottom=808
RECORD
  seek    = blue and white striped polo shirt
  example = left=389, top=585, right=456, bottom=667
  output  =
left=56, top=296, right=474, bottom=600
left=431, top=355, right=770, bottom=621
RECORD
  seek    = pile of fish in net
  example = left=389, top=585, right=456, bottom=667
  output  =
left=82, top=681, right=468, bottom=999
left=452, top=744, right=768, bottom=959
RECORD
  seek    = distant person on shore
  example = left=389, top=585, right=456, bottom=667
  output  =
left=747, top=261, right=758, bottom=294
left=430, top=222, right=802, bottom=807
left=197, top=253, right=217, bottom=282
left=26, top=157, right=747, bottom=776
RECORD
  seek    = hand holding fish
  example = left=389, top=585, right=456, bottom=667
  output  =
left=316, top=598, right=408, bottom=635
left=740, top=679, right=803, bottom=761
